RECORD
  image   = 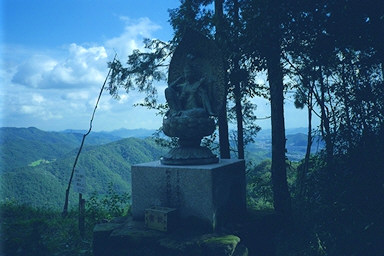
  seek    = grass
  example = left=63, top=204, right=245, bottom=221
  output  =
left=28, top=159, right=52, bottom=167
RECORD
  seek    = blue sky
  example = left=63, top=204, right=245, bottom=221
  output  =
left=1, top=0, right=311, bottom=132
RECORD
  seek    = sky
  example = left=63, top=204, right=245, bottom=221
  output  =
left=1, top=0, right=312, bottom=132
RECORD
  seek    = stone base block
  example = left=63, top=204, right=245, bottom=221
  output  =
left=131, top=159, right=246, bottom=231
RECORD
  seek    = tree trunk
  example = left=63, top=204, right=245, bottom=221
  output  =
left=218, top=99, right=230, bottom=159
left=232, top=0, right=244, bottom=159
left=266, top=41, right=291, bottom=217
left=341, top=60, right=352, bottom=147
left=299, top=90, right=313, bottom=197
left=318, top=65, right=333, bottom=163
left=234, top=82, right=244, bottom=159
left=215, top=0, right=230, bottom=159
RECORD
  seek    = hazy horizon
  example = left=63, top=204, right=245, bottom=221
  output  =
left=0, top=125, right=311, bottom=135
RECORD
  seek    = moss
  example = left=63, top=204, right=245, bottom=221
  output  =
left=202, top=235, right=240, bottom=245
left=200, top=235, right=241, bottom=256
left=93, top=218, right=247, bottom=256
left=93, top=222, right=122, bottom=233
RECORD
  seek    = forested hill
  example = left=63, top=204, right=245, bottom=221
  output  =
left=0, top=128, right=166, bottom=209
left=0, top=126, right=319, bottom=208
left=0, top=127, right=122, bottom=171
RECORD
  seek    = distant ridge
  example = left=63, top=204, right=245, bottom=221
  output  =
left=1, top=126, right=323, bottom=170
left=0, top=127, right=120, bottom=171
left=103, top=128, right=157, bottom=138
left=1, top=126, right=325, bottom=208
left=60, top=128, right=157, bottom=139
left=0, top=128, right=166, bottom=208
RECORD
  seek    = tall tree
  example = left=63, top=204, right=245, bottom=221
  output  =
left=227, top=0, right=245, bottom=159
left=266, top=35, right=291, bottom=217
left=214, top=0, right=231, bottom=158
left=242, top=0, right=292, bottom=216
left=285, top=0, right=384, bottom=161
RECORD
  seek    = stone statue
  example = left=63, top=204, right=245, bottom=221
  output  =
left=161, top=30, right=225, bottom=165
left=165, top=54, right=215, bottom=118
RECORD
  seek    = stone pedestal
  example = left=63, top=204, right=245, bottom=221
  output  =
left=131, top=159, right=246, bottom=230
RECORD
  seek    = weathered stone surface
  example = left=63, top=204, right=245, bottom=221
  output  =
left=161, top=115, right=218, bottom=165
left=110, top=221, right=164, bottom=245
left=232, top=244, right=249, bottom=256
left=131, top=159, right=246, bottom=231
left=93, top=217, right=245, bottom=256
left=93, top=222, right=123, bottom=234
left=93, top=223, right=123, bottom=252
left=161, top=143, right=218, bottom=165
left=163, top=114, right=215, bottom=139
left=93, top=222, right=127, bottom=256
left=200, top=234, right=241, bottom=256
left=92, top=209, right=282, bottom=256
left=161, top=30, right=225, bottom=165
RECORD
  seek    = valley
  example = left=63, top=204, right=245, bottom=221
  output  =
left=0, top=127, right=321, bottom=209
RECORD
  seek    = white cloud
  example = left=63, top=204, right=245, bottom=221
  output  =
left=32, top=93, right=45, bottom=104
left=20, top=105, right=37, bottom=114
left=2, top=17, right=165, bottom=130
left=9, top=17, right=161, bottom=92
left=106, top=17, right=161, bottom=58
left=20, top=103, right=63, bottom=121
left=62, top=91, right=90, bottom=101
left=118, top=94, right=129, bottom=104
left=10, top=43, right=108, bottom=89
left=12, top=55, right=58, bottom=88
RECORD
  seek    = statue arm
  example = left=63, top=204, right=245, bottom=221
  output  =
left=168, top=76, right=184, bottom=89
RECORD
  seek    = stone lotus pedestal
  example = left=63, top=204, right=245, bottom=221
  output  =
left=161, top=113, right=218, bottom=165
left=131, top=159, right=246, bottom=231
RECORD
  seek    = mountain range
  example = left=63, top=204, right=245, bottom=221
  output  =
left=0, top=127, right=165, bottom=209
left=0, top=127, right=322, bottom=209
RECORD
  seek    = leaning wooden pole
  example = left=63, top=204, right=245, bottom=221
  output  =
left=62, top=54, right=117, bottom=217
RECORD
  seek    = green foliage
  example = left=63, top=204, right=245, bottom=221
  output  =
left=246, top=159, right=297, bottom=210
left=1, top=132, right=166, bottom=209
left=0, top=127, right=117, bottom=171
left=245, top=148, right=271, bottom=165
left=28, top=159, right=51, bottom=167
left=86, top=183, right=131, bottom=225
left=107, top=39, right=171, bottom=105
left=278, top=128, right=384, bottom=255
left=1, top=185, right=131, bottom=256
left=1, top=201, right=87, bottom=256
left=168, top=0, right=214, bottom=42
left=246, top=160, right=273, bottom=210
left=0, top=167, right=76, bottom=209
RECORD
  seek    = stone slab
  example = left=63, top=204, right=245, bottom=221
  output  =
left=92, top=217, right=247, bottom=256
left=131, top=159, right=246, bottom=230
